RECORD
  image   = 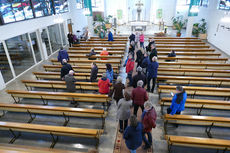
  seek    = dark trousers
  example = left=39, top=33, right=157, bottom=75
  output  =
left=142, top=132, right=152, bottom=147
left=127, top=73, right=133, bottom=86
left=119, top=119, right=128, bottom=131
left=68, top=41, right=72, bottom=47
left=140, top=42, right=144, bottom=48
left=133, top=103, right=144, bottom=116
left=167, top=108, right=181, bottom=115
left=147, top=77, right=157, bottom=92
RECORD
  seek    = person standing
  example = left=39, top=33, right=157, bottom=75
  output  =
left=58, top=47, right=69, bottom=65
left=98, top=73, right=111, bottom=94
left=141, top=53, right=150, bottom=75
left=147, top=56, right=159, bottom=93
left=141, top=101, right=157, bottom=150
left=135, top=32, right=140, bottom=48
left=64, top=70, right=77, bottom=92
left=132, top=67, right=147, bottom=88
left=106, top=63, right=113, bottom=83
left=108, top=30, right=114, bottom=41
left=124, top=115, right=143, bottom=153
left=146, top=39, right=155, bottom=52
left=136, top=49, right=144, bottom=68
left=90, top=62, right=98, bottom=82
left=111, top=76, right=125, bottom=104
left=131, top=80, right=148, bottom=116
left=117, top=92, right=133, bottom=133
left=67, top=32, right=73, bottom=47
left=100, top=48, right=109, bottom=60
left=129, top=32, right=135, bottom=43
left=167, top=86, right=187, bottom=115
left=126, top=54, right=135, bottom=86
left=139, top=32, right=145, bottom=48
left=149, top=44, right=157, bottom=61
left=60, top=59, right=73, bottom=80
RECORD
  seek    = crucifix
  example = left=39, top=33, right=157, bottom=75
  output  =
left=135, top=0, right=143, bottom=21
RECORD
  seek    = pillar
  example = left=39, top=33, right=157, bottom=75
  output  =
left=0, top=71, right=6, bottom=90
left=186, top=17, right=195, bottom=37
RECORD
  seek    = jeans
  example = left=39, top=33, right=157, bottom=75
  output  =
left=130, top=149, right=136, bottom=153
left=142, top=132, right=152, bottom=147
left=133, top=103, right=144, bottom=116
left=127, top=73, right=133, bottom=86
left=140, top=42, right=144, bottom=48
left=147, top=77, right=157, bottom=92
left=119, top=119, right=128, bottom=131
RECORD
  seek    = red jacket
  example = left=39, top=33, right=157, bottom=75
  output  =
left=131, top=87, right=148, bottom=105
left=142, top=107, right=157, bottom=132
left=126, top=59, right=134, bottom=73
left=139, top=34, right=144, bottom=42
left=100, top=50, right=109, bottom=60
left=98, top=78, right=110, bottom=94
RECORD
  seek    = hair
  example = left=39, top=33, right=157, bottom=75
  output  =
left=124, top=91, right=131, bottom=101
left=116, top=76, right=122, bottom=83
left=152, top=56, right=157, bottom=62
left=92, top=62, right=97, bottom=67
left=69, top=70, right=74, bottom=75
left=176, top=86, right=184, bottom=92
left=171, top=50, right=175, bottom=54
left=91, top=48, right=95, bottom=52
left=88, top=149, right=99, bottom=153
left=60, top=47, right=64, bottom=50
left=102, top=73, right=107, bottom=78
left=137, top=80, right=143, bottom=87
left=106, top=63, right=112, bottom=72
left=144, top=101, right=153, bottom=108
left=130, top=115, right=138, bottom=127
left=137, top=66, right=142, bottom=72
left=62, top=59, right=67, bottom=63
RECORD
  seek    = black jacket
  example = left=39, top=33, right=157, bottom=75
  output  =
left=149, top=48, right=157, bottom=61
left=129, top=34, right=135, bottom=43
left=136, top=50, right=144, bottom=64
left=132, top=72, right=147, bottom=88
left=60, top=63, right=73, bottom=79
left=90, top=65, right=98, bottom=82
left=146, top=41, right=155, bottom=52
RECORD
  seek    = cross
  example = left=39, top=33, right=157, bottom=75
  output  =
left=136, top=0, right=143, bottom=8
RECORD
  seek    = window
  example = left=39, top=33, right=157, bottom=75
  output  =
left=219, top=0, right=230, bottom=10
left=30, top=32, right=42, bottom=62
left=32, top=0, right=54, bottom=17
left=0, top=0, right=16, bottom=23
left=54, top=0, right=68, bottom=14
left=76, top=0, right=84, bottom=9
left=48, top=24, right=62, bottom=52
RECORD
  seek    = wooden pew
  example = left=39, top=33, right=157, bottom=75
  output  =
left=21, top=80, right=111, bottom=91
left=69, top=54, right=123, bottom=60
left=0, top=103, right=107, bottom=128
left=90, top=36, right=127, bottom=39
left=158, top=68, right=230, bottom=78
left=50, top=59, right=121, bottom=68
left=156, top=45, right=210, bottom=48
left=158, top=85, right=230, bottom=100
left=157, top=48, right=215, bottom=52
left=33, top=72, right=102, bottom=81
left=155, top=42, right=205, bottom=45
left=159, top=97, right=230, bottom=115
left=151, top=37, right=199, bottom=39
left=157, top=57, right=228, bottom=63
left=0, top=143, right=84, bottom=153
left=157, top=75, right=230, bottom=87
left=164, top=114, right=230, bottom=137
left=165, top=135, right=230, bottom=153
left=69, top=47, right=125, bottom=51
left=159, top=62, right=230, bottom=70
left=157, top=52, right=220, bottom=57
left=80, top=41, right=127, bottom=44
left=88, top=38, right=127, bottom=42
left=152, top=39, right=202, bottom=42
left=43, top=64, right=120, bottom=74
left=0, top=121, right=103, bottom=148
left=68, top=50, right=124, bottom=55
left=73, top=44, right=126, bottom=48
left=6, top=90, right=110, bottom=108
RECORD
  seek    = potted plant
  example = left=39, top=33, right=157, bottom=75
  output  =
left=93, top=15, right=113, bottom=37
left=198, top=18, right=207, bottom=40
left=192, top=23, right=199, bottom=37
left=105, top=15, right=113, bottom=29
left=171, top=16, right=187, bottom=37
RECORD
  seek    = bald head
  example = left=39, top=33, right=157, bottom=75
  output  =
left=69, top=70, right=74, bottom=75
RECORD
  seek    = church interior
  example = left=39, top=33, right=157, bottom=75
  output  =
left=0, top=0, right=230, bottom=153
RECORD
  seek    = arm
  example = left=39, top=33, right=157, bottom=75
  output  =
left=144, top=91, right=148, bottom=101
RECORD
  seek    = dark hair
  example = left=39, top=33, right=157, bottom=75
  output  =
left=130, top=115, right=138, bottom=127
left=124, top=92, right=131, bottom=101
left=176, top=86, right=184, bottom=92
left=106, top=63, right=112, bottom=72
left=60, top=47, right=63, bottom=50
left=172, top=50, right=175, bottom=54
left=92, top=62, right=97, bottom=66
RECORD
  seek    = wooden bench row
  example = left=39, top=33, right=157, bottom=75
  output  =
left=157, top=48, right=215, bottom=52
left=68, top=50, right=124, bottom=55
left=69, top=47, right=125, bottom=51
left=73, top=44, right=126, bottom=48
left=80, top=41, right=127, bottom=44
left=69, top=54, right=123, bottom=60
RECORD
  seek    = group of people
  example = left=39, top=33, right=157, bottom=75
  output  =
left=67, top=27, right=89, bottom=47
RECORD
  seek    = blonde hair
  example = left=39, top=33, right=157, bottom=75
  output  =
left=144, top=101, right=153, bottom=108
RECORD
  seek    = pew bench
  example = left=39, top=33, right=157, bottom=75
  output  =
left=165, top=135, right=230, bottom=153
left=159, top=97, right=230, bottom=115
left=80, top=41, right=127, bottom=44
left=69, top=55, right=123, bottom=60
left=68, top=50, right=124, bottom=55
left=0, top=121, right=103, bottom=148
left=88, top=38, right=127, bottom=42
left=69, top=47, right=125, bottom=51
left=73, top=44, right=126, bottom=48
left=158, top=85, right=230, bottom=100
left=158, top=68, right=230, bottom=78
left=155, top=42, right=205, bottom=45
left=158, top=57, right=228, bottom=63
left=164, top=114, right=230, bottom=137
left=158, top=52, right=221, bottom=57
left=6, top=90, right=110, bottom=109
left=157, top=48, right=215, bottom=52
left=152, top=39, right=202, bottom=42
left=156, top=45, right=210, bottom=48
left=0, top=103, right=107, bottom=128
left=151, top=37, right=199, bottom=39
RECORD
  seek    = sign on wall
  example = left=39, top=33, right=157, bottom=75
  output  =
left=157, top=9, right=162, bottom=19
left=117, top=10, right=123, bottom=20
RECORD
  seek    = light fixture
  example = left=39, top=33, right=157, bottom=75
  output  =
left=190, top=5, right=199, bottom=13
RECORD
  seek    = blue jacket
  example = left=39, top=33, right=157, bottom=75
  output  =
left=147, top=61, right=159, bottom=78
left=141, top=56, right=150, bottom=68
left=106, top=68, right=113, bottom=83
left=58, top=50, right=69, bottom=63
left=170, top=92, right=187, bottom=115
left=124, top=122, right=143, bottom=150
left=108, top=32, right=114, bottom=41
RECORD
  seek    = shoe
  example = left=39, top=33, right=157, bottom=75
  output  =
left=119, top=129, right=123, bottom=133
left=142, top=145, right=150, bottom=150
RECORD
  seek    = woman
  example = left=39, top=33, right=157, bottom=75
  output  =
left=117, top=92, right=133, bottom=133
left=142, top=101, right=157, bottom=150
left=147, top=56, right=159, bottom=93
left=126, top=54, right=135, bottom=86
left=98, top=73, right=111, bottom=94
left=136, top=49, right=144, bottom=68
left=90, top=62, right=98, bottom=82
left=124, top=115, right=143, bottom=153
left=106, top=63, right=113, bottom=83
left=139, top=32, right=144, bottom=48
left=108, top=30, right=114, bottom=41
left=111, top=76, right=125, bottom=104
left=167, top=86, right=187, bottom=115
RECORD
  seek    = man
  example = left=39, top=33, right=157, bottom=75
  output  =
left=146, top=39, right=155, bottom=52
left=147, top=56, right=159, bottom=93
left=136, top=49, right=144, bottom=68
left=90, top=62, right=98, bottom=82
left=108, top=30, right=114, bottom=41
left=149, top=44, right=157, bottom=61
left=98, top=73, right=111, bottom=94
left=129, top=32, right=135, bottom=43
left=141, top=101, right=157, bottom=150
left=132, top=67, right=147, bottom=88
left=57, top=47, right=69, bottom=64
left=141, top=53, right=150, bottom=75
left=100, top=48, right=109, bottom=60
left=67, top=32, right=73, bottom=47
left=60, top=59, right=73, bottom=80
left=131, top=80, right=148, bottom=116
left=64, top=70, right=77, bottom=92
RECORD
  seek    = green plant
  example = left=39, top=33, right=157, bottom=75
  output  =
left=93, top=15, right=113, bottom=35
left=105, top=15, right=113, bottom=24
left=171, top=16, right=187, bottom=34
left=192, top=23, right=199, bottom=37
left=192, top=18, right=207, bottom=37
